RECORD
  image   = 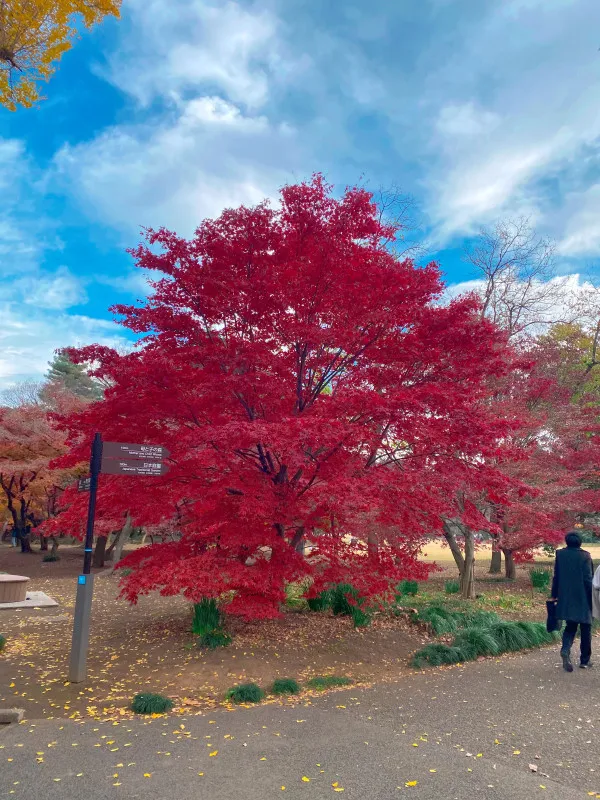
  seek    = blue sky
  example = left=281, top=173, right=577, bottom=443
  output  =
left=1, top=0, right=600, bottom=387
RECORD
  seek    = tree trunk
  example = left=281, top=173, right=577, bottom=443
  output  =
left=39, top=535, right=48, bottom=551
left=503, top=549, right=516, bottom=580
left=108, top=513, right=132, bottom=569
left=460, top=528, right=476, bottom=599
left=442, top=518, right=465, bottom=574
left=93, top=535, right=108, bottom=568
left=489, top=537, right=502, bottom=574
left=49, top=537, right=59, bottom=556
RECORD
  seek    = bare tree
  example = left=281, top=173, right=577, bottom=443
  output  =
left=464, top=217, right=568, bottom=338
left=0, top=381, right=44, bottom=408
left=372, top=184, right=428, bottom=261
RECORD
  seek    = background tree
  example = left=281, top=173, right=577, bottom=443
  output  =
left=464, top=216, right=566, bottom=339
left=48, top=175, right=520, bottom=620
left=0, top=0, right=121, bottom=111
left=46, top=348, right=103, bottom=400
left=0, top=383, right=84, bottom=550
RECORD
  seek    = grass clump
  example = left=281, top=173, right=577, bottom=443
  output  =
left=0, top=634, right=6, bottom=652
left=307, top=589, right=332, bottom=612
left=453, top=626, right=500, bottom=659
left=412, top=643, right=465, bottom=668
left=308, top=583, right=371, bottom=627
left=131, top=693, right=174, bottom=714
left=530, top=567, right=553, bottom=593
left=413, top=605, right=461, bottom=635
left=306, top=675, right=352, bottom=691
left=42, top=553, right=60, bottom=562
left=488, top=620, right=532, bottom=652
left=226, top=682, right=265, bottom=704
left=192, top=598, right=231, bottom=649
left=198, top=629, right=232, bottom=649
left=445, top=580, right=460, bottom=594
left=271, top=678, right=301, bottom=695
left=396, top=580, right=419, bottom=597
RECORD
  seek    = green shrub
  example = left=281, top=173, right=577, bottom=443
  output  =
left=42, top=553, right=60, bottom=562
left=307, top=589, right=332, bottom=612
left=396, top=580, right=419, bottom=597
left=271, top=678, right=300, bottom=695
left=192, top=598, right=221, bottom=636
left=530, top=567, right=552, bottom=593
left=131, top=693, right=174, bottom=714
left=330, top=583, right=359, bottom=616
left=445, top=580, right=460, bottom=594
left=226, top=683, right=265, bottom=704
left=0, top=634, right=6, bottom=653
left=412, top=643, right=464, bottom=668
left=306, top=675, right=352, bottom=691
left=350, top=605, right=372, bottom=627
left=453, top=626, right=500, bottom=659
left=198, top=629, right=232, bottom=649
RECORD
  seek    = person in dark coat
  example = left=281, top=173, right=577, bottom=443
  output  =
left=551, top=531, right=594, bottom=671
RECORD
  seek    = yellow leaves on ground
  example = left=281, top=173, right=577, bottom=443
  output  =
left=405, top=781, right=418, bottom=787
left=0, top=0, right=122, bottom=111
left=302, top=776, right=310, bottom=782
left=209, top=750, right=218, bottom=757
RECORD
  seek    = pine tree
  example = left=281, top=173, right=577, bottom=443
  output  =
left=46, top=350, right=103, bottom=401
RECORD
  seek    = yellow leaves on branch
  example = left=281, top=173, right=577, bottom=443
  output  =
left=0, top=0, right=121, bottom=110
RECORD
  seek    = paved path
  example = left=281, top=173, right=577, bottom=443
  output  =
left=1, top=644, right=599, bottom=799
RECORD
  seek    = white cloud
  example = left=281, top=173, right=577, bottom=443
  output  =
left=0, top=305, right=131, bottom=387
left=556, top=183, right=600, bottom=257
left=101, top=0, right=282, bottom=109
left=53, top=96, right=300, bottom=235
left=16, top=266, right=87, bottom=310
left=400, top=0, right=600, bottom=249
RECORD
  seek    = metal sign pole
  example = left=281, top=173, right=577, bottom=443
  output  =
left=68, top=432, right=102, bottom=683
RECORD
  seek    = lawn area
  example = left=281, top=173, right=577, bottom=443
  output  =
left=420, top=540, right=600, bottom=566
left=0, top=539, right=582, bottom=721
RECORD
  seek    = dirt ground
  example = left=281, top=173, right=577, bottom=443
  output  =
left=0, top=541, right=565, bottom=721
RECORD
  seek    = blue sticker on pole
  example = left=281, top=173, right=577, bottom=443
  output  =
left=78, top=575, right=87, bottom=585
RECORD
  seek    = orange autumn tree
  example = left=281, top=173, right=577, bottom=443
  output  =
left=0, top=385, right=83, bottom=550
left=0, top=0, right=121, bottom=110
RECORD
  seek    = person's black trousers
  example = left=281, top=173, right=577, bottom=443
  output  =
left=561, top=620, right=592, bottom=665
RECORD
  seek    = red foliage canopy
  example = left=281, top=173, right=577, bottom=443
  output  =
left=492, top=335, right=600, bottom=559
left=50, top=176, right=518, bottom=618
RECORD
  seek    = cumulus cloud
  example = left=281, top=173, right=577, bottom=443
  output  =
left=53, top=96, right=300, bottom=235
left=0, top=306, right=131, bottom=387
left=100, top=0, right=283, bottom=109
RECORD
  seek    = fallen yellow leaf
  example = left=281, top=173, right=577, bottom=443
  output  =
left=209, top=751, right=218, bottom=757
left=302, top=776, right=310, bottom=782
left=405, top=780, right=418, bottom=787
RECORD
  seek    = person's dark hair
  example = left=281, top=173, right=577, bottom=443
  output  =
left=565, top=531, right=582, bottom=548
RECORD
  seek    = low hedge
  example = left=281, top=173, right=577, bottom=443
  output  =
left=412, top=620, right=559, bottom=669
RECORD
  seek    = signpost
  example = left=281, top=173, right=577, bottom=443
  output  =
left=100, top=458, right=170, bottom=477
left=68, top=433, right=170, bottom=683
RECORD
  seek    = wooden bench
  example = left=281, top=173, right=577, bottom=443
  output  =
left=0, top=575, right=29, bottom=604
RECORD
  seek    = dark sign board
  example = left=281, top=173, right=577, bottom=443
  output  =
left=100, top=458, right=170, bottom=477
left=102, top=442, right=170, bottom=461
left=78, top=477, right=91, bottom=492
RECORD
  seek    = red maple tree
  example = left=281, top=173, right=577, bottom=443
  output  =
left=491, top=334, right=600, bottom=574
left=50, top=176, right=518, bottom=619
